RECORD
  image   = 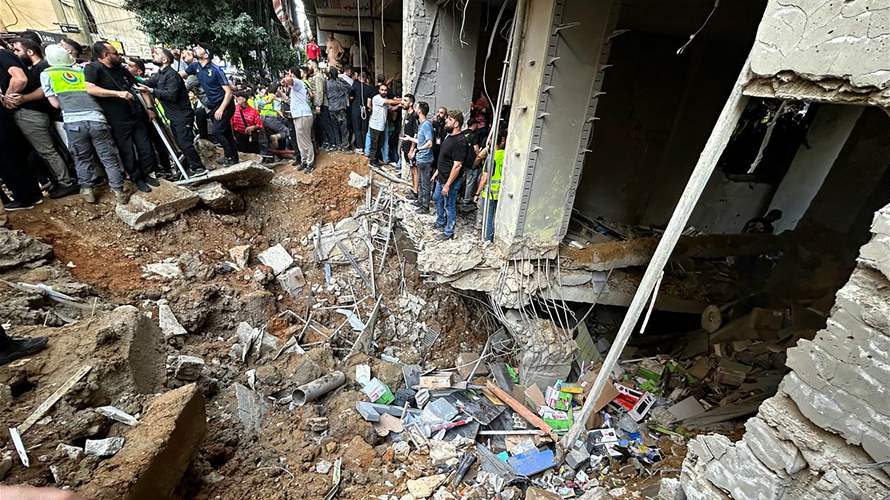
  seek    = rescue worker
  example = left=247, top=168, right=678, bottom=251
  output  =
left=475, top=131, right=506, bottom=242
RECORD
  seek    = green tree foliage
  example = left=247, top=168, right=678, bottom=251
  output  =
left=125, top=0, right=298, bottom=80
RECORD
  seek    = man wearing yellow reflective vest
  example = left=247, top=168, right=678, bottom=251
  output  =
left=40, top=44, right=129, bottom=205
left=251, top=86, right=291, bottom=150
left=474, top=131, right=506, bottom=242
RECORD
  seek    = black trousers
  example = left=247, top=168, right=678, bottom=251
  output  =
left=194, top=106, right=209, bottom=140
left=145, top=118, right=171, bottom=172
left=0, top=114, right=42, bottom=203
left=350, top=106, right=366, bottom=149
left=108, top=117, right=156, bottom=181
left=207, top=101, right=238, bottom=160
left=319, top=105, right=337, bottom=146
left=169, top=110, right=205, bottom=171
left=369, top=128, right=383, bottom=165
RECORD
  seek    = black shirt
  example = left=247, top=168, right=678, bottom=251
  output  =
left=20, top=59, right=52, bottom=114
left=461, top=129, right=480, bottom=170
left=145, top=66, right=192, bottom=116
left=84, top=61, right=142, bottom=122
left=0, top=49, right=24, bottom=118
left=437, top=133, right=468, bottom=180
left=402, top=111, right=418, bottom=154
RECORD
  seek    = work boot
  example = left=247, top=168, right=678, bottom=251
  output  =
left=135, top=180, right=152, bottom=193
left=0, top=326, right=48, bottom=367
left=435, top=232, right=454, bottom=241
left=144, top=175, right=161, bottom=187
left=80, top=187, right=97, bottom=204
left=407, top=191, right=418, bottom=201
left=113, top=189, right=130, bottom=205
left=49, top=184, right=79, bottom=199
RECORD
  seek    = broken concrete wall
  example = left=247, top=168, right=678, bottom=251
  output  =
left=745, top=0, right=890, bottom=107
left=402, top=0, right=479, bottom=112
left=675, top=203, right=890, bottom=499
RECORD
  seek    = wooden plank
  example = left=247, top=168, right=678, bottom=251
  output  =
left=485, top=381, right=554, bottom=438
left=19, top=365, right=91, bottom=434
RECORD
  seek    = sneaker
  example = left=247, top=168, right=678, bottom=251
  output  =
left=135, top=180, right=152, bottom=193
left=0, top=335, right=48, bottom=367
left=113, top=189, right=130, bottom=205
left=80, top=187, right=97, bottom=204
left=4, top=200, right=36, bottom=211
left=416, top=206, right=429, bottom=214
left=435, top=232, right=454, bottom=241
left=188, top=167, right=208, bottom=177
left=407, top=191, right=418, bottom=200
left=304, top=163, right=315, bottom=173
left=144, top=175, right=160, bottom=187
left=296, top=162, right=307, bottom=172
left=223, top=157, right=238, bottom=166
left=49, top=184, right=79, bottom=199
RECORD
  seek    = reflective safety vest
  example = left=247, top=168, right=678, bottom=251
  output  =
left=482, top=148, right=505, bottom=201
left=252, top=95, right=278, bottom=117
left=45, top=66, right=100, bottom=110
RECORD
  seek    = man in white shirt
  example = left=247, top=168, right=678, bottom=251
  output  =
left=285, top=66, right=315, bottom=172
left=367, top=83, right=401, bottom=167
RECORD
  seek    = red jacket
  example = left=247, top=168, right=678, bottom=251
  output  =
left=306, top=42, right=320, bottom=61
left=231, top=104, right=263, bottom=134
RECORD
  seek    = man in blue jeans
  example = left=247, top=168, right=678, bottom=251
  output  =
left=433, top=110, right=468, bottom=241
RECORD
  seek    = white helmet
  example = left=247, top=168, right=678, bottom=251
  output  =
left=45, top=44, right=75, bottom=67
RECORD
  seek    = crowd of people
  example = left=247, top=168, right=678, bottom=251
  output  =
left=0, top=32, right=507, bottom=241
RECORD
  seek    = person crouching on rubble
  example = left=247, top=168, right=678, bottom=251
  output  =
left=231, top=91, right=270, bottom=158
left=41, top=44, right=129, bottom=205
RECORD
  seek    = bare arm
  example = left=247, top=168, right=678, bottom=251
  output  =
left=476, top=171, right=490, bottom=198
left=443, top=160, right=462, bottom=195
left=47, top=95, right=60, bottom=108
left=6, top=66, right=27, bottom=94
left=214, top=85, right=234, bottom=120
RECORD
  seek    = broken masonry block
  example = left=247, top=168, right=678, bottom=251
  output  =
left=95, top=406, right=139, bottom=426
left=228, top=244, right=251, bottom=270
left=115, top=180, right=201, bottom=230
left=185, top=160, right=274, bottom=189
left=81, top=384, right=207, bottom=500
left=277, top=266, right=306, bottom=298
left=158, top=300, right=187, bottom=337
left=173, top=355, right=205, bottom=381
left=193, top=181, right=245, bottom=213
left=257, top=244, right=294, bottom=275
left=84, top=437, right=125, bottom=457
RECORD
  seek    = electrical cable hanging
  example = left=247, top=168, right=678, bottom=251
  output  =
left=357, top=0, right=367, bottom=120
left=677, top=0, right=720, bottom=55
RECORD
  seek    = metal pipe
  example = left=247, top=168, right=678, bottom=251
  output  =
left=503, top=0, right=527, bottom=105
left=293, top=371, right=345, bottom=406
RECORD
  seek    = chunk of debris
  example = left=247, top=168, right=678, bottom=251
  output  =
left=229, top=245, right=251, bottom=270
left=193, top=181, right=244, bottom=213
left=174, top=355, right=205, bottom=381
left=407, top=474, right=448, bottom=499
left=95, top=406, right=139, bottom=426
left=115, top=180, right=201, bottom=230
left=277, top=266, right=306, bottom=298
left=143, top=261, right=183, bottom=280
left=257, top=244, right=294, bottom=275
left=316, top=459, right=333, bottom=474
left=347, top=171, right=370, bottom=189
left=81, top=384, right=207, bottom=500
left=0, top=228, right=53, bottom=270
left=234, top=383, right=268, bottom=433
left=158, top=300, right=187, bottom=337
left=85, top=437, right=125, bottom=457
left=184, top=160, right=274, bottom=189
left=0, top=452, right=12, bottom=480
left=56, top=443, right=84, bottom=460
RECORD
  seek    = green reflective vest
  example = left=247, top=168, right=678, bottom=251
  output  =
left=252, top=95, right=278, bottom=117
left=45, top=66, right=102, bottom=113
left=482, top=148, right=505, bottom=201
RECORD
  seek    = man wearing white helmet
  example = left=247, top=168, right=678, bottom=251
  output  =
left=41, top=44, right=129, bottom=205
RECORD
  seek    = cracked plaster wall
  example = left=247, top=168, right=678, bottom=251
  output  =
left=747, top=0, right=890, bottom=105
left=673, top=204, right=890, bottom=499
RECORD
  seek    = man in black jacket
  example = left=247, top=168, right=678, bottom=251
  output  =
left=139, top=48, right=206, bottom=176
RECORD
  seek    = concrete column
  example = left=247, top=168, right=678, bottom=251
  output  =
left=402, top=0, right=479, bottom=112
left=494, top=0, right=619, bottom=258
left=768, top=105, right=863, bottom=232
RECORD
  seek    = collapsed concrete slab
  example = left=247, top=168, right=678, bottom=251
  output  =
left=193, top=182, right=245, bottom=213
left=81, top=384, right=207, bottom=500
left=183, top=161, right=275, bottom=190
left=0, top=228, right=53, bottom=270
left=115, top=180, right=201, bottom=230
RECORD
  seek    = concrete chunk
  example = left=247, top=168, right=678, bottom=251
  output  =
left=173, top=355, right=205, bottom=381
left=115, top=180, right=201, bottom=230
left=186, top=161, right=275, bottom=189
left=229, top=245, right=251, bottom=270
left=85, top=437, right=125, bottom=457
left=277, top=266, right=306, bottom=298
left=158, top=300, right=187, bottom=337
left=0, top=228, right=53, bottom=270
left=82, top=384, right=207, bottom=500
left=234, top=383, right=268, bottom=433
left=257, top=244, right=294, bottom=275
left=193, top=181, right=244, bottom=213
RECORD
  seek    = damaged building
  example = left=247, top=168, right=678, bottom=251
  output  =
left=0, top=0, right=888, bottom=499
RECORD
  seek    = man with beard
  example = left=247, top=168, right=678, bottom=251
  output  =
left=367, top=83, right=403, bottom=167
left=432, top=110, right=468, bottom=241
left=85, top=41, right=159, bottom=192
left=350, top=71, right=374, bottom=153
left=8, top=38, right=78, bottom=198
left=138, top=47, right=207, bottom=176
left=432, top=106, right=447, bottom=163
left=184, top=43, right=238, bottom=165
